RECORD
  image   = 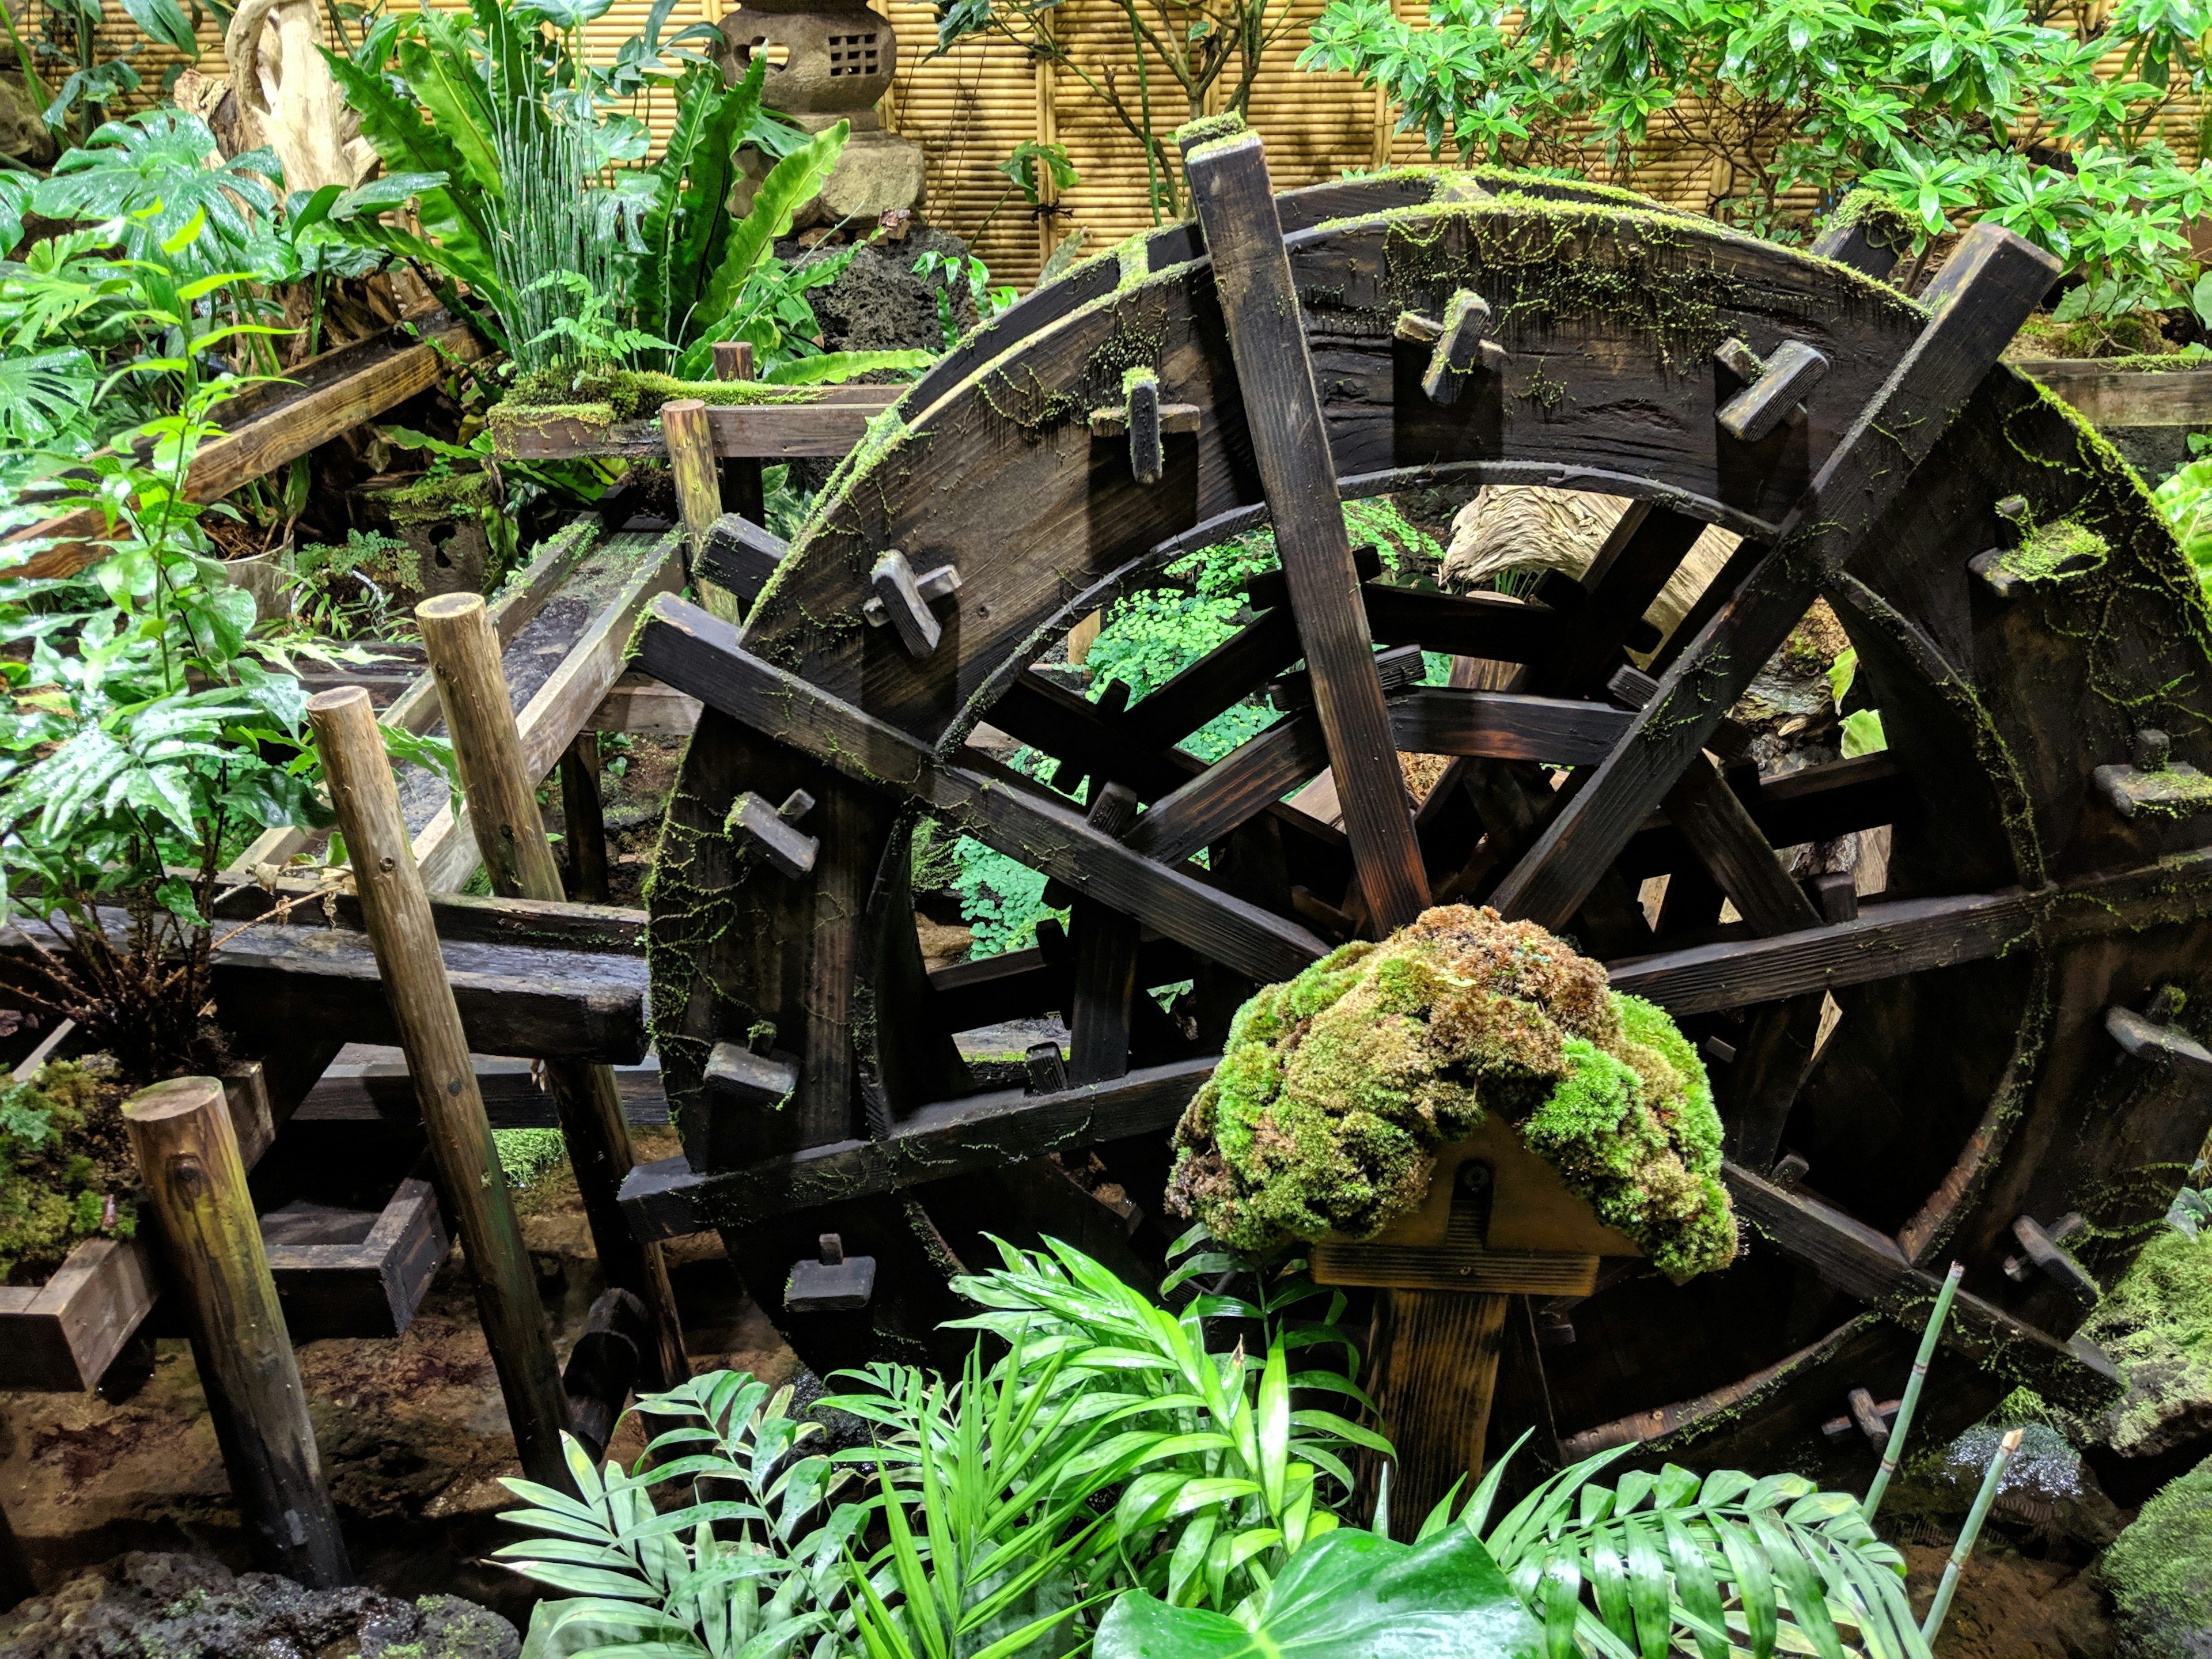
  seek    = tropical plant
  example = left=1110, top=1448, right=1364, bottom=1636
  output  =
left=1093, top=1522, right=1543, bottom=1657
left=946, top=1228, right=1386, bottom=1617
left=496, top=1370, right=866, bottom=1659
left=0, top=0, right=210, bottom=146
left=0, top=385, right=335, bottom=1082
left=1440, top=1444, right=1936, bottom=1659
left=1301, top=0, right=2212, bottom=313
left=322, top=0, right=917, bottom=386
left=2153, top=450, right=2212, bottom=594
left=831, top=1335, right=1122, bottom=1658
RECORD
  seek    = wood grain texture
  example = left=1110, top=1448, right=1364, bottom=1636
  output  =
left=1366, top=1290, right=1509, bottom=1539
left=1185, top=130, right=1428, bottom=931
left=618, top=1055, right=1217, bottom=1241
left=639, top=596, right=1329, bottom=983
left=264, top=1166, right=449, bottom=1340
left=7, top=314, right=486, bottom=581
left=1488, top=225, right=2062, bottom=929
left=126, top=1077, right=349, bottom=1585
left=419, top=593, right=686, bottom=1392
left=308, top=686, right=571, bottom=1488
left=2014, top=359, right=2212, bottom=427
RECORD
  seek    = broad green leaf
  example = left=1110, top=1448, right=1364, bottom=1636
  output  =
left=1094, top=1525, right=1543, bottom=1658
left=697, top=122, right=849, bottom=333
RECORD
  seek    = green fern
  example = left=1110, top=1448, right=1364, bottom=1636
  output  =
left=1433, top=1446, right=1932, bottom=1659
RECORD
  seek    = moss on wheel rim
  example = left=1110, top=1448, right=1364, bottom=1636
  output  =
left=1165, top=904, right=1737, bottom=1281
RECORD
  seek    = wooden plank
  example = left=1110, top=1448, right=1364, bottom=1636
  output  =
left=1365, top=1290, right=1510, bottom=1537
left=637, top=596, right=1329, bottom=984
left=587, top=671, right=703, bottom=735
left=619, top=1055, right=1217, bottom=1240
left=1617, top=754, right=1916, bottom=880
left=229, top=519, right=600, bottom=874
left=1351, top=584, right=1564, bottom=665
left=292, top=1053, right=668, bottom=1127
left=413, top=535, right=685, bottom=892
left=1723, top=1161, right=2119, bottom=1410
left=6, top=313, right=487, bottom=582
left=1391, top=689, right=1630, bottom=766
left=1126, top=714, right=1331, bottom=866
left=1122, top=609, right=1306, bottom=753
left=1068, top=784, right=1143, bottom=1084
left=1661, top=759, right=1821, bottom=937
left=2013, top=359, right=2212, bottom=427
left=264, top=1168, right=449, bottom=1340
left=498, top=396, right=899, bottom=461
left=209, top=874, right=647, bottom=955
left=1184, top=126, right=1429, bottom=933
left=1490, top=225, right=2062, bottom=929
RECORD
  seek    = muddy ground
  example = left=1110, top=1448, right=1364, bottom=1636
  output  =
left=0, top=1129, right=798, bottom=1631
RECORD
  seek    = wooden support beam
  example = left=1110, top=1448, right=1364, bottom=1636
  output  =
left=415, top=595, right=688, bottom=1393
left=696, top=514, right=787, bottom=609
left=1490, top=225, right=2061, bottom=930
left=1366, top=1290, right=1509, bottom=1538
left=1183, top=124, right=1429, bottom=933
left=1357, top=583, right=1563, bottom=666
left=1724, top=1161, right=2119, bottom=1410
left=308, top=687, right=572, bottom=1487
left=559, top=735, right=610, bottom=904
left=1069, top=783, right=1143, bottom=1084
left=7, top=313, right=486, bottom=582
left=637, top=597, right=1329, bottom=984
left=1533, top=503, right=1711, bottom=696
left=662, top=399, right=728, bottom=566
left=711, top=340, right=768, bottom=528
left=126, top=1077, right=349, bottom=1586
left=619, top=1054, right=1218, bottom=1241
left=412, top=533, right=685, bottom=893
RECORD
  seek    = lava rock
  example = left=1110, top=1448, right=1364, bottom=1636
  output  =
left=785, top=226, right=979, bottom=359
left=0, top=1551, right=519, bottom=1659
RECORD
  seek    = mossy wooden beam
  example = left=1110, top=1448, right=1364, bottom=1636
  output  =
left=618, top=1055, right=1217, bottom=1241
left=635, top=595, right=1329, bottom=983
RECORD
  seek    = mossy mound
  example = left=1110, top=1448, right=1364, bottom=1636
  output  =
left=2099, top=1450, right=2212, bottom=1657
left=1, top=1057, right=138, bottom=1285
left=1165, top=904, right=1736, bottom=1279
left=2070, top=1226, right=2212, bottom=1459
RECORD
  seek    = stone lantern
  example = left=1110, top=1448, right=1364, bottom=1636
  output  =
left=719, top=0, right=925, bottom=226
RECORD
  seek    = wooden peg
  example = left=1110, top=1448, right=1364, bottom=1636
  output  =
left=785, top=1230, right=875, bottom=1312
left=1717, top=338, right=1829, bottom=442
left=661, top=399, right=722, bottom=558
left=2094, top=730, right=2212, bottom=820
left=126, top=1077, right=349, bottom=1586
left=698, top=514, right=789, bottom=608
left=711, top=339, right=755, bottom=381
left=1126, top=369, right=1163, bottom=485
left=1271, top=642, right=1424, bottom=711
left=2004, top=1214, right=2101, bottom=1310
left=1421, top=289, right=1503, bottom=406
left=2105, top=1003, right=2212, bottom=1074
left=1713, top=336, right=1764, bottom=382
left=1024, top=1042, right=1069, bottom=1095
left=864, top=550, right=961, bottom=657
left=728, top=787, right=820, bottom=878
left=1805, top=869, right=1859, bottom=924
left=1847, top=1384, right=1892, bottom=1449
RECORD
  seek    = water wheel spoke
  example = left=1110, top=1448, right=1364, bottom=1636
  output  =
left=1360, top=584, right=1567, bottom=662
left=1533, top=502, right=1714, bottom=695
left=1723, top=1162, right=2118, bottom=1410
left=1489, top=225, right=2062, bottom=931
left=1185, top=127, right=1429, bottom=931
left=639, top=594, right=1328, bottom=983
left=1128, top=713, right=1332, bottom=866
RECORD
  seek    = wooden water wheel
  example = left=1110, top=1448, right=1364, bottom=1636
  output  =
left=622, top=126, right=2212, bottom=1507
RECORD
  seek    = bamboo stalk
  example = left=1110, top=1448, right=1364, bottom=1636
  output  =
left=125, top=1076, right=349, bottom=1586
left=306, top=685, right=573, bottom=1487
left=414, top=598, right=689, bottom=1392
left=1863, top=1259, right=1964, bottom=1522
left=1921, top=1426, right=2024, bottom=1643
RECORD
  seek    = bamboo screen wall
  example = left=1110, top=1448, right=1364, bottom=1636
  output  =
left=97, top=0, right=2208, bottom=292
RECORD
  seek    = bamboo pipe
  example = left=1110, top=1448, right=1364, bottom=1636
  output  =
left=124, top=1076, right=349, bottom=1586
left=306, top=685, right=573, bottom=1487
left=414, top=596, right=689, bottom=1391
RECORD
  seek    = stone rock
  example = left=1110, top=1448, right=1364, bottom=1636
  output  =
left=2099, top=1453, right=2212, bottom=1659
left=1, top=71, right=56, bottom=169
left=2073, top=1229, right=2212, bottom=1462
left=0, top=1550, right=519, bottom=1659
left=815, top=127, right=926, bottom=225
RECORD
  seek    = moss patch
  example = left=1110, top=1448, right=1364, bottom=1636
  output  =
left=2070, top=1226, right=2212, bottom=1457
left=2099, top=1450, right=2212, bottom=1653
left=1, top=1058, right=139, bottom=1286
left=1985, top=516, right=2111, bottom=588
left=1165, top=904, right=1736, bottom=1279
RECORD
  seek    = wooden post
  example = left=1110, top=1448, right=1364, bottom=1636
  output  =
left=664, top=397, right=733, bottom=623
left=306, top=686, right=574, bottom=1486
left=414, top=599, right=689, bottom=1392
left=711, top=342, right=767, bottom=528
left=123, top=1077, right=349, bottom=1586
left=1367, top=1289, right=1509, bottom=1537
left=559, top=733, right=611, bottom=904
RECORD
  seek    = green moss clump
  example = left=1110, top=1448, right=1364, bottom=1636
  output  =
left=1165, top=904, right=1737, bottom=1279
left=1173, top=111, right=1248, bottom=150
left=501, top=367, right=815, bottom=418
left=1988, top=516, right=2111, bottom=586
left=2099, top=1451, right=2212, bottom=1653
left=2071, top=1226, right=2212, bottom=1457
left=1824, top=188, right=1917, bottom=252
left=378, top=468, right=492, bottom=527
left=1, top=1058, right=138, bottom=1285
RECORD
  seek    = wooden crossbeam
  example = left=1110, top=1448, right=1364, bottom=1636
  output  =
left=1724, top=1162, right=2119, bottom=1410
left=638, top=596, right=1329, bottom=983
left=1184, top=127, right=1429, bottom=933
left=619, top=1055, right=1217, bottom=1240
left=1532, top=503, right=1711, bottom=695
left=1490, top=225, right=2061, bottom=930
left=1617, top=753, right=1917, bottom=880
